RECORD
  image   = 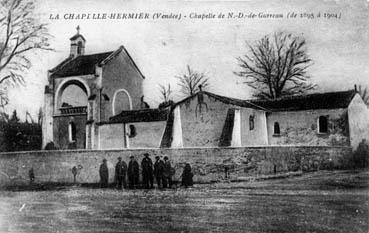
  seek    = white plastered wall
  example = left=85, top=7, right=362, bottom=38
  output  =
left=231, top=109, right=241, bottom=147
left=171, top=106, right=183, bottom=148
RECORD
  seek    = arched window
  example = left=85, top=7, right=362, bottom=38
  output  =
left=112, top=89, right=132, bottom=115
left=318, top=116, right=328, bottom=133
left=249, top=115, right=254, bottom=130
left=274, top=122, right=280, bottom=135
left=68, top=122, right=77, bottom=142
left=77, top=41, right=82, bottom=55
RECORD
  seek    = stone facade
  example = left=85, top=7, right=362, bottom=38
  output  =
left=53, top=115, right=87, bottom=149
left=101, top=50, right=144, bottom=120
left=179, top=94, right=234, bottom=147
left=166, top=91, right=369, bottom=150
left=266, top=109, right=349, bottom=146
left=42, top=29, right=144, bottom=150
left=240, top=108, right=268, bottom=146
left=127, top=121, right=166, bottom=148
left=175, top=94, right=269, bottom=147
left=0, top=146, right=352, bottom=187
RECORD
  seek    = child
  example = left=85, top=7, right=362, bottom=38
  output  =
left=181, top=163, right=193, bottom=188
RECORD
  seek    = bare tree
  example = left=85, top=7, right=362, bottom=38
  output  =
left=176, top=65, right=209, bottom=97
left=158, top=84, right=174, bottom=109
left=0, top=0, right=52, bottom=106
left=235, top=32, right=315, bottom=99
left=158, top=83, right=172, bottom=103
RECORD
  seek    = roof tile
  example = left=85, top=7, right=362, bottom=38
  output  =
left=51, top=52, right=113, bottom=78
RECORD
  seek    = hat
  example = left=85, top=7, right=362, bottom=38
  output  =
left=130, top=155, right=134, bottom=159
left=103, top=158, right=107, bottom=162
left=144, top=153, right=149, bottom=157
left=164, top=156, right=168, bottom=160
left=118, top=157, right=122, bottom=160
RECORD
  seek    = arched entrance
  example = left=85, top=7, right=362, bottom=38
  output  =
left=54, top=78, right=90, bottom=149
left=55, top=78, right=90, bottom=114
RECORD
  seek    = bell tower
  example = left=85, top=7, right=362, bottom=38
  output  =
left=69, top=25, right=86, bottom=58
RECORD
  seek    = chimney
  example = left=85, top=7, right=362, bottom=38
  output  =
left=354, top=84, right=357, bottom=92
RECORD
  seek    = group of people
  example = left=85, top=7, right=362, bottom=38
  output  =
left=99, top=153, right=194, bottom=189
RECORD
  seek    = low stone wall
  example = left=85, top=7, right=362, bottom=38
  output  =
left=0, top=146, right=352, bottom=187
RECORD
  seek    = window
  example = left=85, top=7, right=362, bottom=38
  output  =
left=127, top=125, right=137, bottom=138
left=274, top=122, right=280, bottom=135
left=249, top=115, right=254, bottom=130
left=318, top=116, right=328, bottom=133
left=68, top=122, right=77, bottom=142
left=77, top=41, right=82, bottom=55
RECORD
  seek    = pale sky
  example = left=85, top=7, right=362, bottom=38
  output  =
left=5, top=0, right=369, bottom=119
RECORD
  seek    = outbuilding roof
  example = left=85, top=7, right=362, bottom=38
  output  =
left=173, top=90, right=357, bottom=112
left=109, top=108, right=170, bottom=123
left=249, top=90, right=357, bottom=111
left=173, top=91, right=269, bottom=111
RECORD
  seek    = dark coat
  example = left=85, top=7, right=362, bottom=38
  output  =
left=163, top=160, right=172, bottom=177
left=115, top=161, right=127, bottom=177
left=141, top=157, right=153, bottom=175
left=128, top=160, right=139, bottom=179
left=99, top=163, right=109, bottom=183
left=154, top=160, right=164, bottom=177
left=181, top=164, right=193, bottom=187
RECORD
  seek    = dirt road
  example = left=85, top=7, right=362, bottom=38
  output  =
left=0, top=170, right=368, bottom=232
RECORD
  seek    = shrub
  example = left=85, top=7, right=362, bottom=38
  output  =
left=352, top=139, right=369, bottom=168
left=44, top=141, right=57, bottom=150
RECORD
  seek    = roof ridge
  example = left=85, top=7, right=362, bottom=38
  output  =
left=80, top=51, right=114, bottom=57
left=204, top=91, right=270, bottom=111
left=99, top=46, right=124, bottom=66
left=173, top=89, right=356, bottom=112
left=248, top=89, right=356, bottom=102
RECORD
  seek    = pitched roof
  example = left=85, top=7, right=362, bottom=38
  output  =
left=174, top=91, right=268, bottom=111
left=51, top=52, right=113, bottom=78
left=70, top=34, right=86, bottom=41
left=50, top=46, right=145, bottom=79
left=109, top=108, right=170, bottom=123
left=173, top=90, right=357, bottom=112
left=249, top=90, right=357, bottom=111
left=49, top=57, right=73, bottom=73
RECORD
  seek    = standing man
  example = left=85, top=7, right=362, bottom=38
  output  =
left=163, top=156, right=173, bottom=188
left=115, top=157, right=127, bottom=189
left=141, top=153, right=154, bottom=189
left=153, top=156, right=164, bottom=188
left=128, top=155, right=139, bottom=189
left=99, top=158, right=109, bottom=188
